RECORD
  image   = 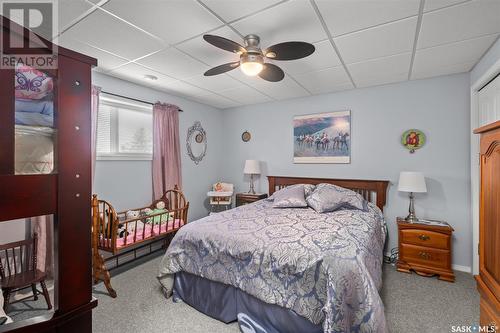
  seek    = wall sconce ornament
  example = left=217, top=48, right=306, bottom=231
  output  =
left=401, top=129, right=426, bottom=153
left=241, top=130, right=251, bottom=142
left=187, top=121, right=207, bottom=164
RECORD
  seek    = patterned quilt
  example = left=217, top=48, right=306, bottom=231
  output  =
left=158, top=199, right=387, bottom=333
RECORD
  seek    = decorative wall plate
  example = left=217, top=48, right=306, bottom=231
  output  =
left=187, top=121, right=207, bottom=164
left=241, top=131, right=251, bottom=142
left=401, top=129, right=426, bottom=153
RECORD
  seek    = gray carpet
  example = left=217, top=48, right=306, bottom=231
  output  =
left=91, top=253, right=479, bottom=333
left=4, top=253, right=479, bottom=332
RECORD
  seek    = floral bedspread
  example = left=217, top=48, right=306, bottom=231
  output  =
left=158, top=199, right=387, bottom=333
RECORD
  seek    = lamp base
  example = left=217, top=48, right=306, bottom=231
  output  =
left=248, top=174, right=256, bottom=194
left=405, top=192, right=418, bottom=223
left=405, top=214, right=418, bottom=223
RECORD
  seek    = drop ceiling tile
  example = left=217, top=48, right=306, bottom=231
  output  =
left=183, top=74, right=244, bottom=92
left=412, top=61, right=476, bottom=80
left=176, top=26, right=242, bottom=67
left=316, top=0, right=420, bottom=36
left=356, top=72, right=409, bottom=89
left=201, top=0, right=282, bottom=22
left=158, top=80, right=213, bottom=98
left=231, top=0, right=327, bottom=47
left=61, top=8, right=164, bottom=59
left=137, top=47, right=210, bottom=80
left=347, top=53, right=411, bottom=87
left=218, top=85, right=273, bottom=104
left=294, top=66, right=353, bottom=95
left=189, top=93, right=241, bottom=109
left=107, top=63, right=178, bottom=87
left=101, top=0, right=223, bottom=45
left=248, top=75, right=310, bottom=100
left=58, top=0, right=95, bottom=32
left=274, top=39, right=341, bottom=75
left=334, top=17, right=417, bottom=64
left=57, top=36, right=129, bottom=70
left=423, top=0, right=470, bottom=13
left=418, top=0, right=500, bottom=49
left=7, top=0, right=94, bottom=40
left=412, top=34, right=498, bottom=79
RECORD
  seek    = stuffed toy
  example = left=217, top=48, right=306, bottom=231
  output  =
left=126, top=210, right=139, bottom=219
left=145, top=201, right=174, bottom=225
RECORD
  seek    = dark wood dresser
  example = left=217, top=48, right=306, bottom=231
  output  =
left=236, top=193, right=268, bottom=207
left=474, top=121, right=500, bottom=328
left=397, top=218, right=455, bottom=282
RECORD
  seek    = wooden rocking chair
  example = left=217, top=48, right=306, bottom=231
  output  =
left=0, top=233, right=52, bottom=312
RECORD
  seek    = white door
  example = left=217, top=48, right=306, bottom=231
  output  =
left=478, top=74, right=500, bottom=126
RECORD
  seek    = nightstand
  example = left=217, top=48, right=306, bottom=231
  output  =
left=396, top=218, right=455, bottom=282
left=235, top=193, right=268, bottom=207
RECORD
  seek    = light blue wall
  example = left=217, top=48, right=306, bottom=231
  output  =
left=220, top=74, right=472, bottom=269
left=471, top=37, right=500, bottom=85
left=92, top=72, right=224, bottom=221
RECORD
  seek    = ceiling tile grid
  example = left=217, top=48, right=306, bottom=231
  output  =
left=52, top=0, right=500, bottom=109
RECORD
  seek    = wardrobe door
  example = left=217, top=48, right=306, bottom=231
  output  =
left=478, top=122, right=500, bottom=327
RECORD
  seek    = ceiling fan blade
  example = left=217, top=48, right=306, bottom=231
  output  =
left=204, top=62, right=240, bottom=76
left=203, top=34, right=246, bottom=54
left=258, top=63, right=285, bottom=82
left=264, top=42, right=315, bottom=60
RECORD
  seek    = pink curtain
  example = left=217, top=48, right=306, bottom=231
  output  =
left=31, top=215, right=53, bottom=278
left=91, top=85, right=101, bottom=185
left=152, top=102, right=182, bottom=200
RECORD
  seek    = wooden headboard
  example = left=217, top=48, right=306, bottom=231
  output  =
left=268, top=176, right=390, bottom=211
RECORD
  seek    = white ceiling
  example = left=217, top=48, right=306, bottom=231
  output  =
left=52, top=0, right=500, bottom=109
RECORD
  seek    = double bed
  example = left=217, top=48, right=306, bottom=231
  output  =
left=158, top=176, right=389, bottom=333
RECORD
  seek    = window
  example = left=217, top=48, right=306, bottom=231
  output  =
left=97, top=94, right=153, bottom=160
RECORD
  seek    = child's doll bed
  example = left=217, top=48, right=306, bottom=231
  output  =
left=91, top=186, right=189, bottom=297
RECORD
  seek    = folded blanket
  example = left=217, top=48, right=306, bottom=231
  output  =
left=15, top=112, right=53, bottom=127
left=15, top=65, right=54, bottom=100
left=15, top=99, right=54, bottom=127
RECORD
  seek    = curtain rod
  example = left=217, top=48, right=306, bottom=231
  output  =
left=101, top=91, right=184, bottom=112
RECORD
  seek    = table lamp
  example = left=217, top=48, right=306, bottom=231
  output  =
left=244, top=160, right=261, bottom=194
left=398, top=171, right=427, bottom=222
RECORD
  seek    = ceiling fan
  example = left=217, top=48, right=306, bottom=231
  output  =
left=203, top=34, right=315, bottom=82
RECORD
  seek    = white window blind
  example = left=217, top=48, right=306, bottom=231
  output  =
left=96, top=94, right=153, bottom=160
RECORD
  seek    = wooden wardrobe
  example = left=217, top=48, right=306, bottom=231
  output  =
left=0, top=16, right=97, bottom=332
left=474, top=120, right=500, bottom=328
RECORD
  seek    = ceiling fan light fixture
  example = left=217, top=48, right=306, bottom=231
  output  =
left=240, top=53, right=264, bottom=76
left=241, top=61, right=263, bottom=76
left=265, top=51, right=276, bottom=58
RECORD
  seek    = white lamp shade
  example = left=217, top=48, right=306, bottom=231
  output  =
left=244, top=160, right=261, bottom=175
left=398, top=172, right=427, bottom=193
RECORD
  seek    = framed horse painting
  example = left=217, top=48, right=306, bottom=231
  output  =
left=293, top=110, right=351, bottom=164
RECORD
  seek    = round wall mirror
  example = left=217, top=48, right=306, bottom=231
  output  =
left=186, top=121, right=207, bottom=164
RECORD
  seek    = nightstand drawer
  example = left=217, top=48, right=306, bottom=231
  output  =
left=400, top=244, right=450, bottom=269
left=400, top=229, right=449, bottom=249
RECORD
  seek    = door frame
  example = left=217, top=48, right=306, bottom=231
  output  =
left=470, top=58, right=500, bottom=275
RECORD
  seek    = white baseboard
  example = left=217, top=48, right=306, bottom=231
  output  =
left=384, top=252, right=471, bottom=273
left=452, top=264, right=471, bottom=273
